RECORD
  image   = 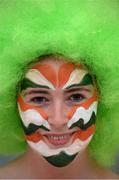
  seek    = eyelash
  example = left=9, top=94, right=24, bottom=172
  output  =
left=29, top=96, right=49, bottom=105
left=26, top=93, right=87, bottom=105
left=67, top=93, right=86, bottom=103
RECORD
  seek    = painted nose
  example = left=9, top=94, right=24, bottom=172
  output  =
left=48, top=100, right=68, bottom=130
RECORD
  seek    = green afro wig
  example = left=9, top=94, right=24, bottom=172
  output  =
left=0, top=0, right=119, bottom=167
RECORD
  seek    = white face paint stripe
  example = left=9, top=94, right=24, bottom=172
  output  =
left=25, top=69, right=55, bottom=90
left=18, top=104, right=51, bottom=130
left=62, top=69, right=87, bottom=90
left=67, top=101, right=98, bottom=128
left=27, top=135, right=93, bottom=157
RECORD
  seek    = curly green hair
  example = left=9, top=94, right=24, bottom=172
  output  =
left=0, top=0, right=119, bottom=167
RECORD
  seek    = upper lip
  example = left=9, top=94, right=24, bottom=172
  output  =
left=41, top=131, right=76, bottom=137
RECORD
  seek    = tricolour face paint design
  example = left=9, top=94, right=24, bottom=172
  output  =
left=17, top=61, right=98, bottom=167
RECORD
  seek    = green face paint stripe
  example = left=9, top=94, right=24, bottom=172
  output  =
left=66, top=73, right=94, bottom=89
left=20, top=78, right=50, bottom=90
left=69, top=111, right=96, bottom=130
left=21, top=123, right=50, bottom=135
left=44, top=152, right=77, bottom=167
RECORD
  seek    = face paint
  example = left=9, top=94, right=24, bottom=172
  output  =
left=18, top=95, right=51, bottom=133
left=17, top=60, right=98, bottom=167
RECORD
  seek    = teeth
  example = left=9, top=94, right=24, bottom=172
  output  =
left=47, top=135, right=69, bottom=140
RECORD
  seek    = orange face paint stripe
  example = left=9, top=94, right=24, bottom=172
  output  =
left=30, top=63, right=87, bottom=89
left=58, top=63, right=75, bottom=87
left=26, top=125, right=96, bottom=143
left=26, top=132, right=43, bottom=143
left=73, top=124, right=96, bottom=141
left=18, top=95, right=48, bottom=120
left=67, top=90, right=97, bottom=119
left=32, top=64, right=57, bottom=87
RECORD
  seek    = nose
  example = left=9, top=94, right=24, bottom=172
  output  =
left=48, top=100, right=68, bottom=130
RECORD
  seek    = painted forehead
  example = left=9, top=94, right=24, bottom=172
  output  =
left=21, top=61, right=94, bottom=90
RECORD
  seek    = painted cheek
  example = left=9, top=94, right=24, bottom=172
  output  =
left=73, top=124, right=96, bottom=142
left=67, top=90, right=97, bottom=142
left=17, top=95, right=48, bottom=120
left=26, top=131, right=43, bottom=143
left=67, top=90, right=97, bottom=120
left=17, top=95, right=49, bottom=143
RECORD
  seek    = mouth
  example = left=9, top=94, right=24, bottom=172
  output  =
left=42, top=132, right=76, bottom=148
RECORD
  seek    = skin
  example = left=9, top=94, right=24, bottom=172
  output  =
left=17, top=57, right=98, bottom=167
left=0, top=57, right=118, bottom=178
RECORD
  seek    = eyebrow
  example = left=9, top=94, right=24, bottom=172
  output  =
left=20, top=78, right=50, bottom=91
left=64, top=87, right=91, bottom=93
left=24, top=90, right=49, bottom=96
left=66, top=73, right=94, bottom=90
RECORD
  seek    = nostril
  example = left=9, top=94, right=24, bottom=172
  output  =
left=48, top=118, right=68, bottom=127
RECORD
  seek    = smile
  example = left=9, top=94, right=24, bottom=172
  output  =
left=42, top=132, right=75, bottom=147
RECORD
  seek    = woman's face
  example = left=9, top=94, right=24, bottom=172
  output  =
left=17, top=58, right=98, bottom=167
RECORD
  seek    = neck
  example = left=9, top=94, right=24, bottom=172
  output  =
left=24, top=146, right=99, bottom=179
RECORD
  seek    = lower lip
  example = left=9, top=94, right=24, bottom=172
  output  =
left=43, top=133, right=74, bottom=148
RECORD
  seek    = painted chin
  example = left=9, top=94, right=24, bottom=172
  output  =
left=27, top=130, right=93, bottom=167
left=44, top=151, right=78, bottom=167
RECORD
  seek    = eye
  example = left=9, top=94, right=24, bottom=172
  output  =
left=69, top=93, right=86, bottom=103
left=29, top=96, right=49, bottom=105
